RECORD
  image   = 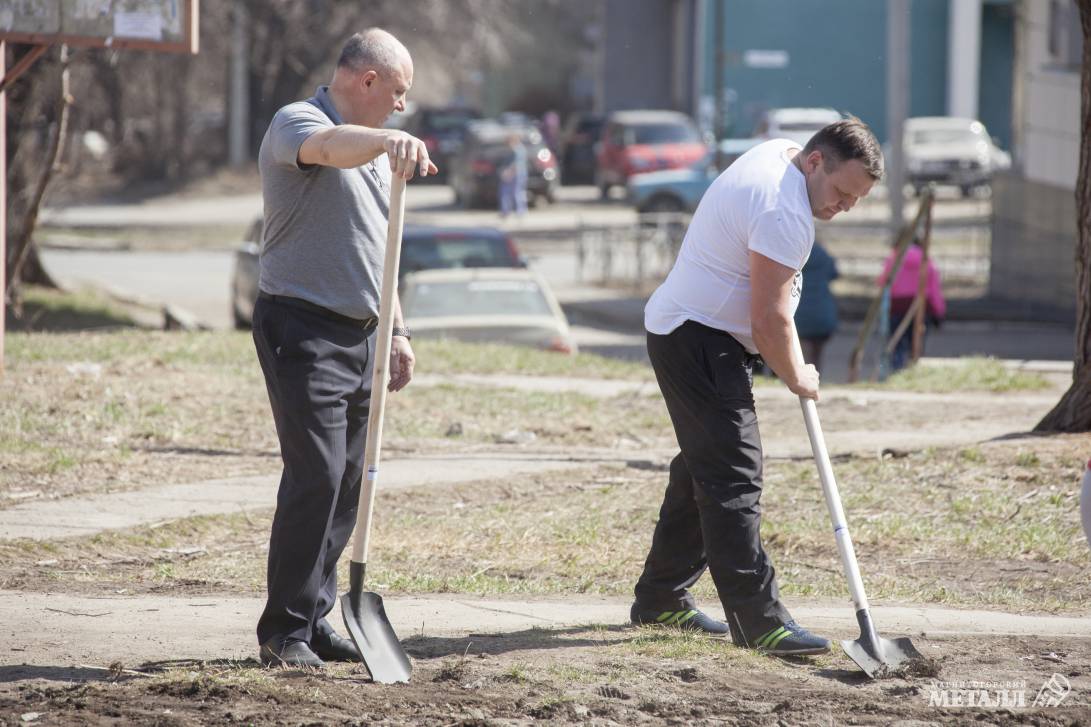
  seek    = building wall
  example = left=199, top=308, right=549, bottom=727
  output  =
left=988, top=0, right=1080, bottom=320
left=603, top=0, right=689, bottom=112
left=699, top=0, right=1013, bottom=146
left=979, top=1, right=1015, bottom=149
left=1019, top=0, right=1080, bottom=190
left=706, top=0, right=953, bottom=142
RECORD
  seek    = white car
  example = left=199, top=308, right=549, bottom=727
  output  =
left=904, top=116, right=1011, bottom=196
left=755, top=107, right=843, bottom=148
left=400, top=268, right=577, bottom=354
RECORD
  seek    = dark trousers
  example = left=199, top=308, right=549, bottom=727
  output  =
left=888, top=310, right=932, bottom=371
left=635, top=320, right=790, bottom=639
left=252, top=294, right=374, bottom=646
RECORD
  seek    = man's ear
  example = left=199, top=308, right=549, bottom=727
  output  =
left=361, top=69, right=378, bottom=89
left=805, top=149, right=824, bottom=173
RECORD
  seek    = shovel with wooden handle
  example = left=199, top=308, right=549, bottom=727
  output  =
left=340, top=175, right=412, bottom=684
left=792, top=327, right=923, bottom=678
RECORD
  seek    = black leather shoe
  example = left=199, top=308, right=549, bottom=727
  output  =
left=311, top=631, right=362, bottom=662
left=259, top=638, right=326, bottom=668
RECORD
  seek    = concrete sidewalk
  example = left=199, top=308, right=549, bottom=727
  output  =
left=2, top=589, right=1087, bottom=671
left=0, top=451, right=605, bottom=541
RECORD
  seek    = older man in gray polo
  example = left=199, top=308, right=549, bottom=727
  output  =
left=252, top=28, right=436, bottom=668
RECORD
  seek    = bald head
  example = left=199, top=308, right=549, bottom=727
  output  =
left=337, top=28, right=411, bottom=76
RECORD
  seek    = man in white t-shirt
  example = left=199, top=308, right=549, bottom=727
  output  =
left=632, top=118, right=882, bottom=656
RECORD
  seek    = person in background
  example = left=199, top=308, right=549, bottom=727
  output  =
left=878, top=240, right=946, bottom=370
left=794, top=241, right=839, bottom=372
left=498, top=131, right=528, bottom=218
left=541, top=110, right=561, bottom=154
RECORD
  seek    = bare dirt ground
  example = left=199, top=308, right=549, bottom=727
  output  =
left=1, top=622, right=1088, bottom=725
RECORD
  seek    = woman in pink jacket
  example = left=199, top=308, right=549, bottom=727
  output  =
left=878, top=241, right=946, bottom=370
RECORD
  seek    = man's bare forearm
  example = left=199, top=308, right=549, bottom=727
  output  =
left=752, top=310, right=803, bottom=385
left=301, top=125, right=389, bottom=169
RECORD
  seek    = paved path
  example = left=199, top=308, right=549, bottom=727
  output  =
left=40, top=186, right=637, bottom=234
left=1, top=590, right=1086, bottom=672
left=0, top=452, right=603, bottom=541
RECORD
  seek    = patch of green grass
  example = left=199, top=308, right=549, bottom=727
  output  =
left=958, top=447, right=985, bottom=463
left=413, top=339, right=651, bottom=380
left=546, top=663, right=601, bottom=683
left=1015, top=452, right=1040, bottom=467
left=389, top=383, right=670, bottom=446
left=874, top=357, right=1050, bottom=393
left=502, top=663, right=531, bottom=683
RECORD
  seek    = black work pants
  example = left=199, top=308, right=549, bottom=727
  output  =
left=635, top=320, right=790, bottom=638
left=252, top=294, right=374, bottom=646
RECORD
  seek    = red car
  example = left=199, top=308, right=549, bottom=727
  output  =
left=595, top=110, right=707, bottom=198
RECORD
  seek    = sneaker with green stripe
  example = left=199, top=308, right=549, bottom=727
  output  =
left=630, top=603, right=729, bottom=636
left=749, top=620, right=830, bottom=656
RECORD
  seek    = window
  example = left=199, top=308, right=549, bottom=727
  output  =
left=1049, top=0, right=1083, bottom=71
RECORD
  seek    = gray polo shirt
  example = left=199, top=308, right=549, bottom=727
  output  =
left=257, top=85, right=392, bottom=320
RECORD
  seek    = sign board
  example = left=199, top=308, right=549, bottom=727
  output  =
left=0, top=0, right=198, bottom=54
left=743, top=49, right=789, bottom=70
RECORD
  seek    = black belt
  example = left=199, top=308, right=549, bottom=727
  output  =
left=259, top=292, right=378, bottom=330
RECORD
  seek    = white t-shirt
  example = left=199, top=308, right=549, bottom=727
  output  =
left=644, top=139, right=815, bottom=353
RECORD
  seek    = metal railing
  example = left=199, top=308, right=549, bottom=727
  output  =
left=575, top=212, right=691, bottom=288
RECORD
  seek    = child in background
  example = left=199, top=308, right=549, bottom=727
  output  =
left=878, top=241, right=946, bottom=370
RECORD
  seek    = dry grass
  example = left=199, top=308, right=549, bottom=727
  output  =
left=4, top=435, right=1088, bottom=613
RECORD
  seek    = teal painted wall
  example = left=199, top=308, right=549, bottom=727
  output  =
left=706, top=0, right=1009, bottom=145
left=979, top=2, right=1014, bottom=149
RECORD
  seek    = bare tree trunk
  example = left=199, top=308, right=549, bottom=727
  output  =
left=5, top=46, right=69, bottom=301
left=1035, top=0, right=1091, bottom=432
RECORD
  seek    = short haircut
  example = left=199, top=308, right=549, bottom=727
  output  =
left=337, top=28, right=405, bottom=74
left=803, top=116, right=884, bottom=180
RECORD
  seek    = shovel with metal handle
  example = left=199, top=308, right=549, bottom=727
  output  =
left=339, top=175, right=412, bottom=684
left=791, top=328, right=923, bottom=678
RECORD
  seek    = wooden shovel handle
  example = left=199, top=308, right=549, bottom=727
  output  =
left=350, top=175, right=407, bottom=565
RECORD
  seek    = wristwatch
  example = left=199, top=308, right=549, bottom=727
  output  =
left=391, top=326, right=411, bottom=340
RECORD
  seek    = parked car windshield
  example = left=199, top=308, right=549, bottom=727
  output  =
left=408, top=279, right=553, bottom=318
left=402, top=236, right=515, bottom=272
left=909, top=128, right=985, bottom=145
left=630, top=123, right=700, bottom=145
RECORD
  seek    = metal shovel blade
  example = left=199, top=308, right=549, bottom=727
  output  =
left=842, top=609, right=923, bottom=679
left=340, top=562, right=411, bottom=684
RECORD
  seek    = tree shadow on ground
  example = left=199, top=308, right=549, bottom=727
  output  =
left=5, top=294, right=137, bottom=333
